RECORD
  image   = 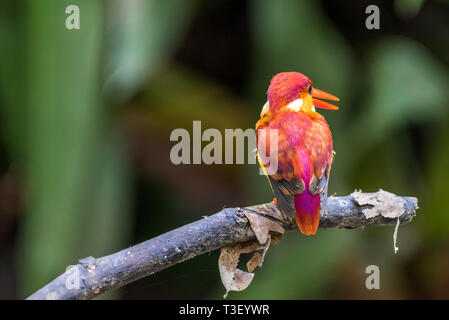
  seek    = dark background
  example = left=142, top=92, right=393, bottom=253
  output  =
left=0, top=0, right=449, bottom=299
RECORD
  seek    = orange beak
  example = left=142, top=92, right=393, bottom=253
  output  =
left=312, top=88, right=340, bottom=110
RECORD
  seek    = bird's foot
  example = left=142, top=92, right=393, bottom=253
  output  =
left=242, top=207, right=285, bottom=225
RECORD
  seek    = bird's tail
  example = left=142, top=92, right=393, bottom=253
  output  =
left=294, top=191, right=320, bottom=236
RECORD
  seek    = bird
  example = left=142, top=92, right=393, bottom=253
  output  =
left=255, top=72, right=339, bottom=235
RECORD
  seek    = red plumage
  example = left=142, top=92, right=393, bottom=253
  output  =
left=256, top=72, right=339, bottom=235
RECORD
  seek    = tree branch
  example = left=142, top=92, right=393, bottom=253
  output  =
left=27, top=191, right=418, bottom=300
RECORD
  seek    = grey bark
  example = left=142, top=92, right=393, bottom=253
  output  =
left=27, top=192, right=418, bottom=300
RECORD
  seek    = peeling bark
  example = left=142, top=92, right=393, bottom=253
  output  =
left=27, top=191, right=418, bottom=300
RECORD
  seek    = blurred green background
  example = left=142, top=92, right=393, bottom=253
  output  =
left=0, top=0, right=448, bottom=299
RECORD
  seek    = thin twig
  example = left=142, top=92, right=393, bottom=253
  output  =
left=27, top=191, right=418, bottom=300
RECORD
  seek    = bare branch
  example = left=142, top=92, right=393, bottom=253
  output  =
left=27, top=191, right=418, bottom=300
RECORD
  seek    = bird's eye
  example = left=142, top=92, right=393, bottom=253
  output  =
left=308, top=85, right=313, bottom=95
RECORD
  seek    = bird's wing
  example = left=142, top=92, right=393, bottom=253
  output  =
left=270, top=176, right=304, bottom=220
left=256, top=115, right=307, bottom=221
left=309, top=164, right=331, bottom=214
left=303, top=119, right=334, bottom=215
left=257, top=149, right=305, bottom=221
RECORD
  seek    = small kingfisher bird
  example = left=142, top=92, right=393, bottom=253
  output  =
left=256, top=72, right=340, bottom=235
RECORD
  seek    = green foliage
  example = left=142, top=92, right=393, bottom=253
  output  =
left=103, top=0, right=198, bottom=102
left=335, top=37, right=449, bottom=185
left=364, top=37, right=448, bottom=141
left=423, top=124, right=449, bottom=237
left=15, top=0, right=105, bottom=296
left=395, top=0, right=426, bottom=18
left=249, top=0, right=353, bottom=101
left=0, top=0, right=448, bottom=299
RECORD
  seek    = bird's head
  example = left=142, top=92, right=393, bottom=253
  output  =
left=260, top=72, right=339, bottom=118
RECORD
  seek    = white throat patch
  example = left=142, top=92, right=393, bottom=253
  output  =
left=285, top=98, right=303, bottom=112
